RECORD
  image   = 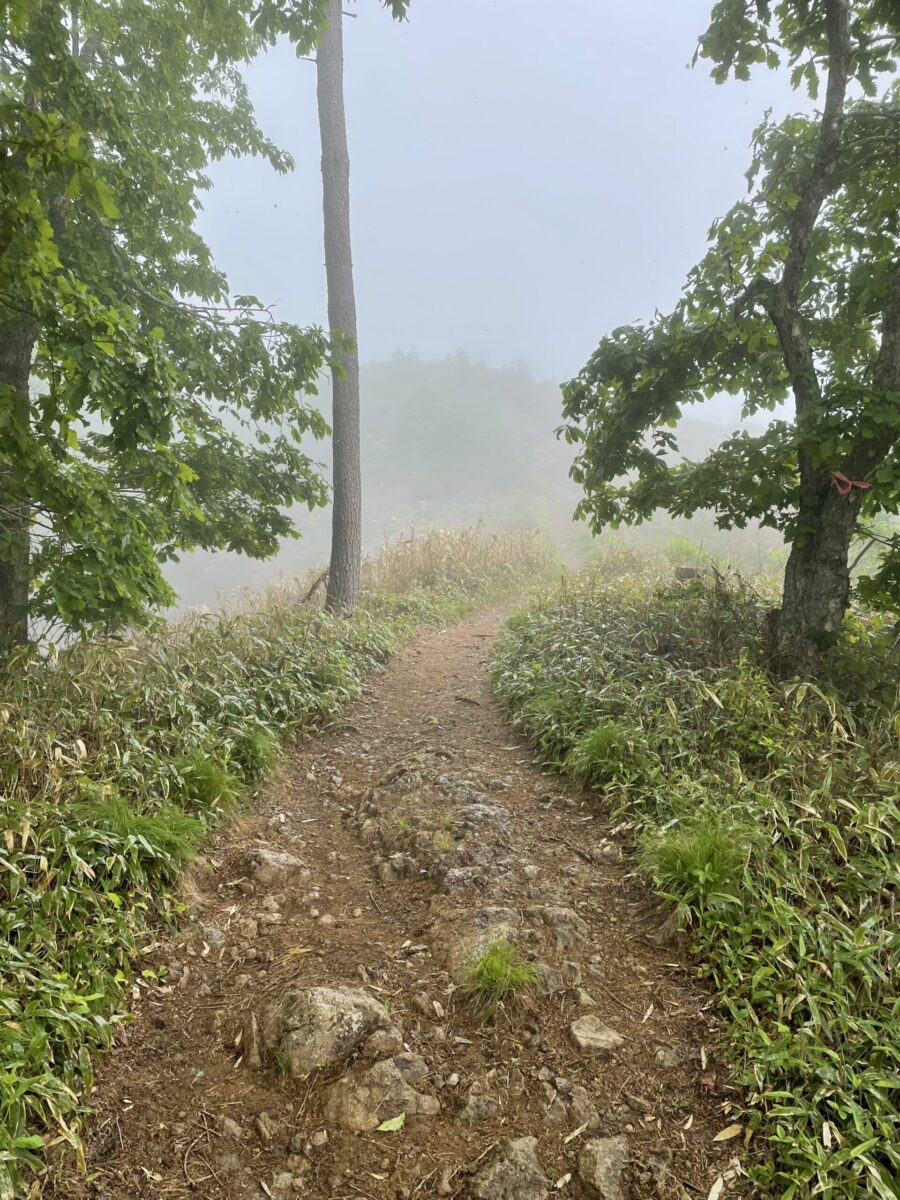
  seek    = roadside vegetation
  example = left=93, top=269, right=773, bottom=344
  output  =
left=0, top=528, right=554, bottom=1194
left=492, top=549, right=899, bottom=1200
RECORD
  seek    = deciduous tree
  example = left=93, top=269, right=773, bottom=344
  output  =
left=0, top=0, right=331, bottom=644
left=561, top=0, right=900, bottom=675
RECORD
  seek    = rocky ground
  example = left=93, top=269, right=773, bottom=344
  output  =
left=47, top=609, right=749, bottom=1200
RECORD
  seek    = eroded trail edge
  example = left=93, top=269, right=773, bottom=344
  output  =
left=55, top=609, right=744, bottom=1200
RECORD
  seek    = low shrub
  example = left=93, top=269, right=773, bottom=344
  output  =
left=0, top=527, right=556, bottom=1195
left=492, top=558, right=900, bottom=1200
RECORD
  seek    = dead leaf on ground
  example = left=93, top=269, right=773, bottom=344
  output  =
left=713, top=1123, right=743, bottom=1142
left=563, top=1122, right=588, bottom=1144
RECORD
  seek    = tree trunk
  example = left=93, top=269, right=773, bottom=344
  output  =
left=317, top=0, right=361, bottom=613
left=770, top=259, right=900, bottom=677
left=771, top=477, right=861, bottom=677
left=762, top=0, right=856, bottom=678
left=0, top=317, right=34, bottom=649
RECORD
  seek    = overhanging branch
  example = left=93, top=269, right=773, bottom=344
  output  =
left=782, top=0, right=851, bottom=306
left=761, top=0, right=850, bottom=425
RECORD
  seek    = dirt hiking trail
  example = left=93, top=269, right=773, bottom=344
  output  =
left=50, top=610, right=746, bottom=1200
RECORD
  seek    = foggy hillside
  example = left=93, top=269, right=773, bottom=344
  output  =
left=165, top=354, right=782, bottom=610
left=165, top=354, right=577, bottom=608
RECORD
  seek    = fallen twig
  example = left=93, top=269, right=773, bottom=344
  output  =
left=595, top=978, right=643, bottom=1017
left=547, top=835, right=594, bottom=864
left=182, top=1135, right=202, bottom=1187
left=197, top=1152, right=224, bottom=1188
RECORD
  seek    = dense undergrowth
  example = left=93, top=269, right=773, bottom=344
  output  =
left=492, top=550, right=900, bottom=1200
left=0, top=528, right=556, bottom=1196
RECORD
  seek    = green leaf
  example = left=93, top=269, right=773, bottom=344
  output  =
left=376, top=1113, right=406, bottom=1132
left=93, top=177, right=120, bottom=219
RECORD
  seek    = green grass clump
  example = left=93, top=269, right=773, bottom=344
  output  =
left=173, top=751, right=240, bottom=815
left=0, top=527, right=559, bottom=1194
left=74, top=789, right=205, bottom=868
left=492, top=559, right=900, bottom=1199
left=461, top=939, right=539, bottom=1018
left=566, top=720, right=647, bottom=787
left=639, top=817, right=748, bottom=920
left=229, top=722, right=280, bottom=783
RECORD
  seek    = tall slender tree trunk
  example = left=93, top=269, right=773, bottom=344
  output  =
left=317, top=0, right=361, bottom=613
left=0, top=318, right=33, bottom=649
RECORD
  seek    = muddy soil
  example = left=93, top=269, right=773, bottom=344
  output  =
left=46, top=609, right=747, bottom=1200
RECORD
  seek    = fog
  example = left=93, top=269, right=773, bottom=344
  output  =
left=166, top=0, right=798, bottom=608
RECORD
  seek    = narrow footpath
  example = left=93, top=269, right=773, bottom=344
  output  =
left=50, top=610, right=747, bottom=1200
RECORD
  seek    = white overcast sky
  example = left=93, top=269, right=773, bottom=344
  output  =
left=198, top=0, right=798, bottom=415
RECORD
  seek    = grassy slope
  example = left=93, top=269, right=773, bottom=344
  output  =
left=491, top=553, right=899, bottom=1200
left=0, top=529, right=557, bottom=1196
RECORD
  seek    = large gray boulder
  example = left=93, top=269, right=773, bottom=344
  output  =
left=262, top=987, right=401, bottom=1077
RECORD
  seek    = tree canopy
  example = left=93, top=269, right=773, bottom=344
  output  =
left=0, top=0, right=338, bottom=639
left=561, top=0, right=900, bottom=672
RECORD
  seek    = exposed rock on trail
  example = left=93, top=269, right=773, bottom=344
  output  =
left=262, top=987, right=402, bottom=1078
left=48, top=609, right=747, bottom=1200
left=469, top=1136, right=550, bottom=1200
left=578, top=1136, right=630, bottom=1200
left=569, top=1016, right=625, bottom=1056
left=250, top=846, right=306, bottom=887
left=324, top=1052, right=441, bottom=1131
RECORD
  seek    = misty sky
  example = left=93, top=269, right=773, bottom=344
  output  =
left=199, top=0, right=799, bottom=415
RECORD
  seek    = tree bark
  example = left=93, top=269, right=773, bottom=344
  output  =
left=770, top=259, right=900, bottom=675
left=764, top=0, right=854, bottom=675
left=771, top=482, right=860, bottom=677
left=317, top=0, right=361, bottom=613
left=0, top=316, right=34, bottom=649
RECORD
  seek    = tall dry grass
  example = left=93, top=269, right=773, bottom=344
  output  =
left=361, top=525, right=559, bottom=598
